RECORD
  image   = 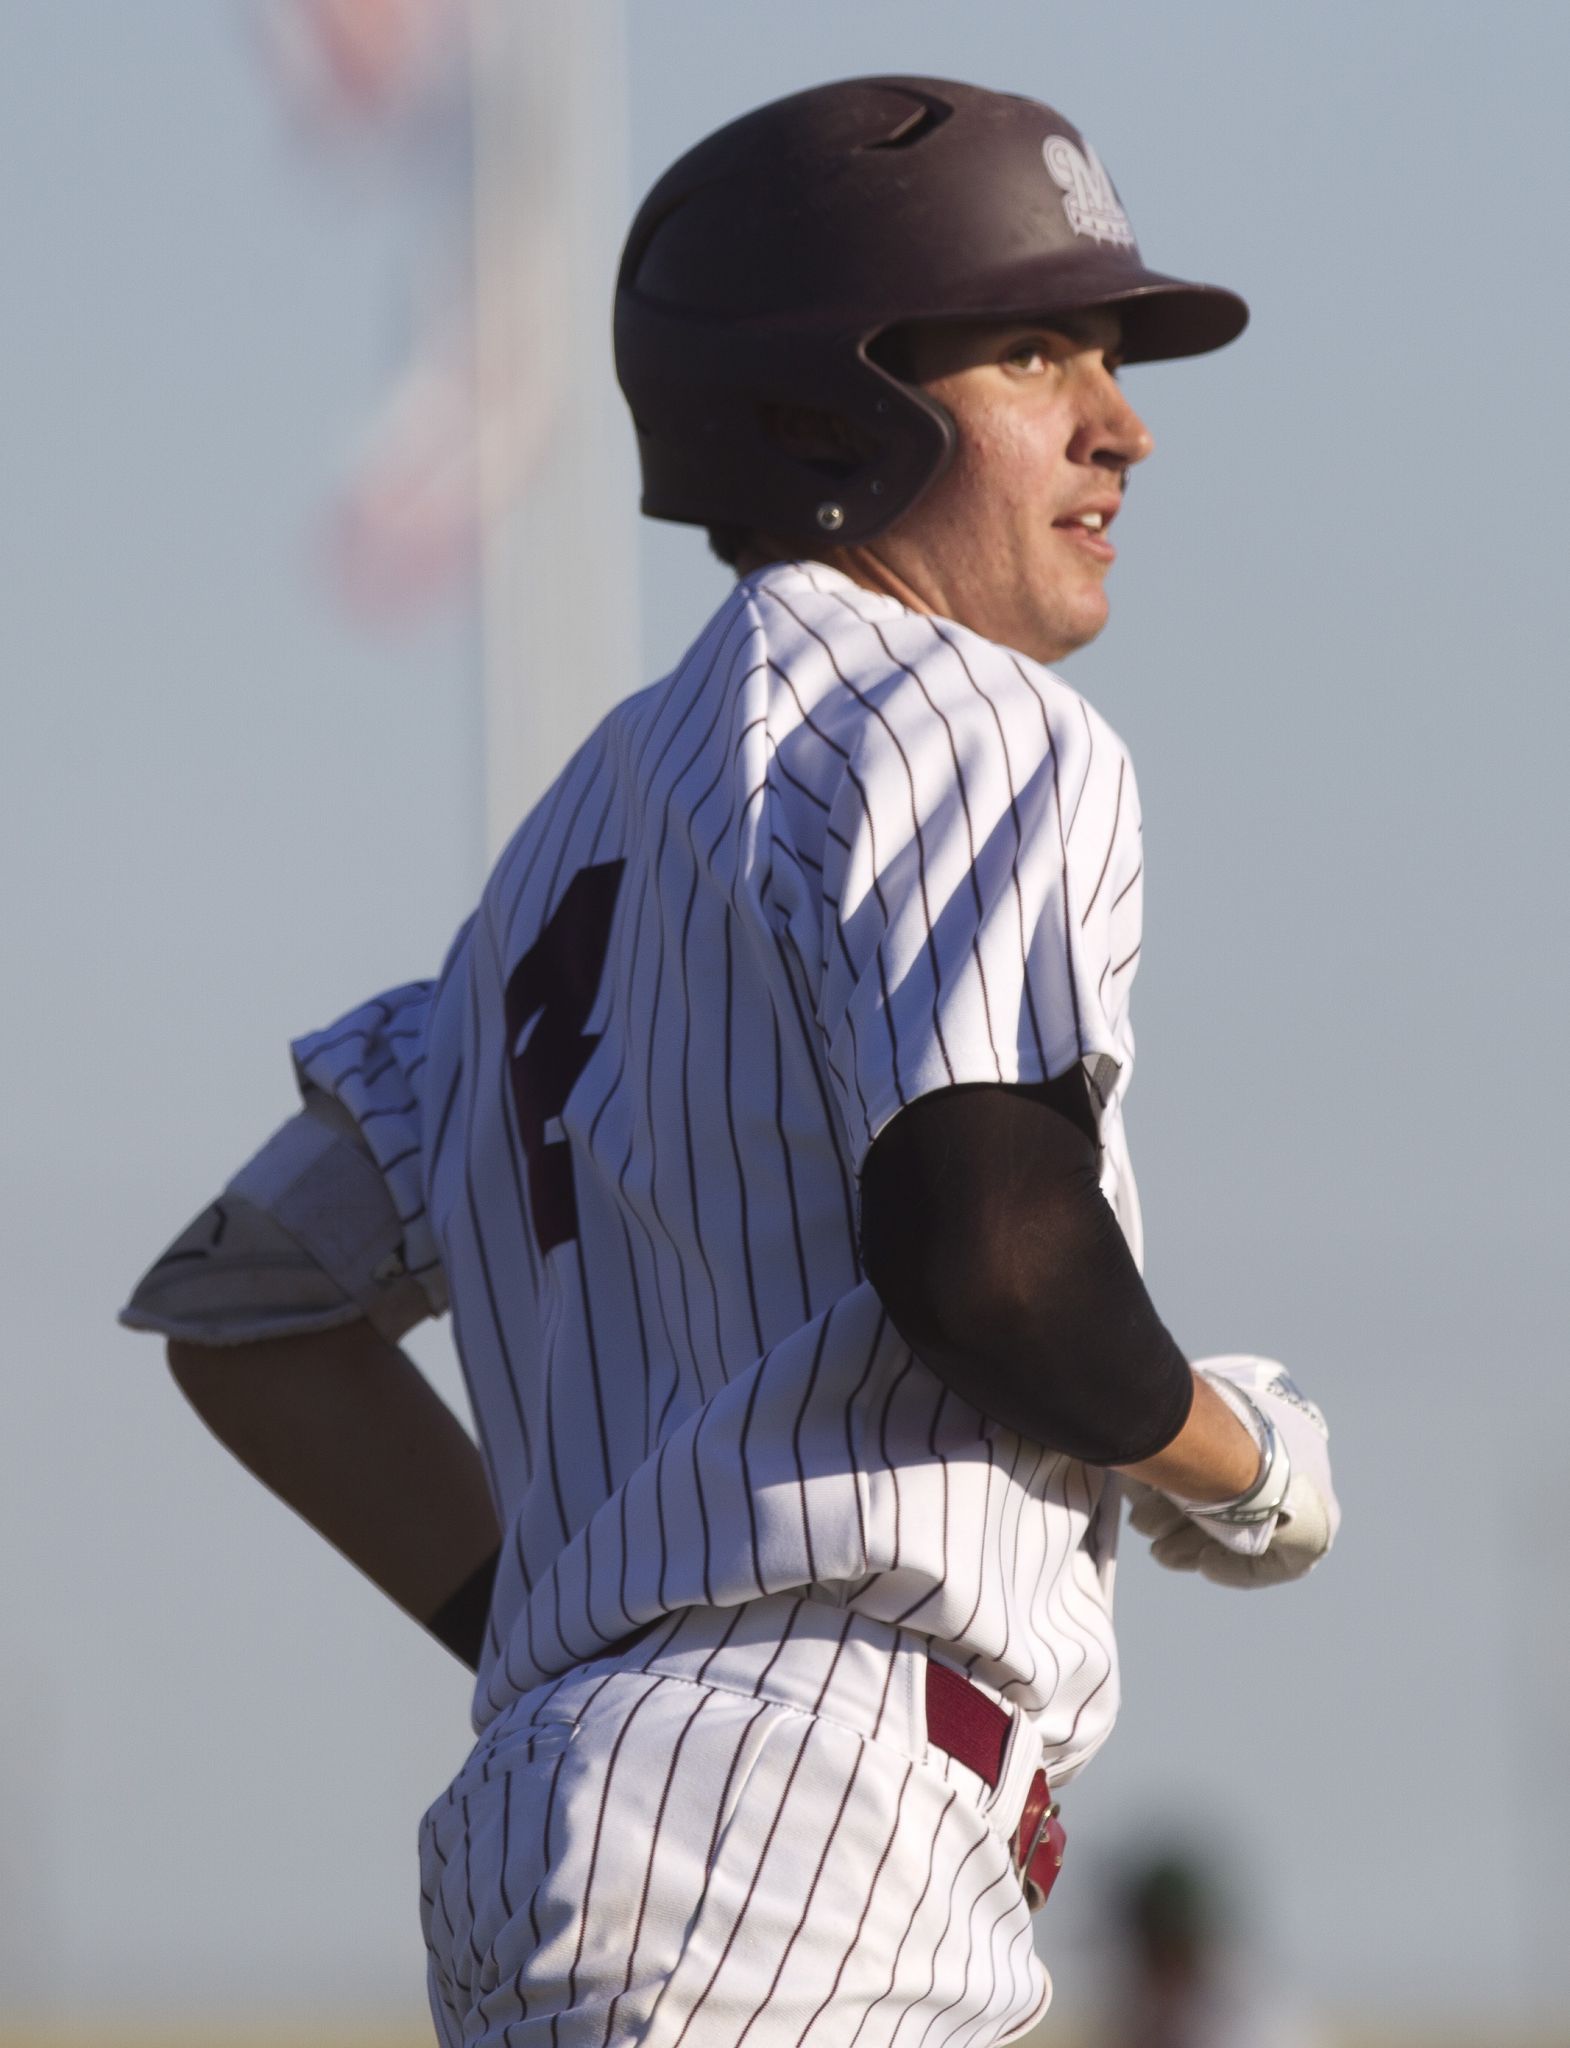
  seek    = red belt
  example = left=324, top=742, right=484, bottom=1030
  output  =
left=925, top=1660, right=1065, bottom=1909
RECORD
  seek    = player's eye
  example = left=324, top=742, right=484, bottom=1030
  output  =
left=1002, top=339, right=1052, bottom=375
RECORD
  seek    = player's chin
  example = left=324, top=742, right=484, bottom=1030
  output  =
left=1029, top=584, right=1111, bottom=664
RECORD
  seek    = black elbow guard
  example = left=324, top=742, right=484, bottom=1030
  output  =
left=1045, top=1336, right=1194, bottom=1466
left=861, top=1081, right=1195, bottom=1466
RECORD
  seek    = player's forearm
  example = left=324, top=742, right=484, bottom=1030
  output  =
left=167, top=1325, right=501, bottom=1652
left=1112, top=1369, right=1261, bottom=1503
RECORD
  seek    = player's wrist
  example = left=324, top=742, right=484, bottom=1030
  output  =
left=1179, top=1375, right=1292, bottom=1525
left=425, top=1548, right=500, bottom=1671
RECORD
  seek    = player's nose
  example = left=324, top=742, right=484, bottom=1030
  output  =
left=1069, top=369, right=1154, bottom=474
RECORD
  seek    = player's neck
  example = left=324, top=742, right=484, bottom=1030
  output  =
left=820, top=545, right=936, bottom=621
left=735, top=540, right=937, bottom=622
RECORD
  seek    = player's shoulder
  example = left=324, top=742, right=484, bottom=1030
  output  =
left=744, top=559, right=1131, bottom=782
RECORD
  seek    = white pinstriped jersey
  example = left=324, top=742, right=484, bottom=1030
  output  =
left=293, top=560, right=1147, bottom=1785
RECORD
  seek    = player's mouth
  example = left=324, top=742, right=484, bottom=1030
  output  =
left=1051, top=501, right=1119, bottom=564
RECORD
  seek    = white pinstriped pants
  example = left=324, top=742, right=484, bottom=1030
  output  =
left=418, top=1594, right=1054, bottom=2047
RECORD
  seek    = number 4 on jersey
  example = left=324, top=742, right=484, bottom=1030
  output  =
left=504, top=860, right=625, bottom=1256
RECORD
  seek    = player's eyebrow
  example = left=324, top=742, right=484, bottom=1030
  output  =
left=1010, top=313, right=1123, bottom=354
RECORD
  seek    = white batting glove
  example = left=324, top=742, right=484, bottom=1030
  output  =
left=1127, top=1357, right=1339, bottom=1589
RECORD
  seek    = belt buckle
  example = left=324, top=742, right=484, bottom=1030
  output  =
left=1013, top=1768, right=1065, bottom=1911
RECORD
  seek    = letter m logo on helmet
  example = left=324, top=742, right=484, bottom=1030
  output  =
left=1043, top=136, right=1137, bottom=250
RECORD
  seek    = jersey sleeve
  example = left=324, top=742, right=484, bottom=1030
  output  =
left=815, top=635, right=1141, bottom=1177
left=289, top=978, right=447, bottom=1314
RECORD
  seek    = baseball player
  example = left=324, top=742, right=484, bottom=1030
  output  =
left=122, top=77, right=1338, bottom=2047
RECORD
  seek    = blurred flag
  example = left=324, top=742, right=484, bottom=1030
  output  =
left=253, top=0, right=493, bottom=621
left=249, top=0, right=637, bottom=846
left=327, top=327, right=482, bottom=620
left=255, top=0, right=467, bottom=130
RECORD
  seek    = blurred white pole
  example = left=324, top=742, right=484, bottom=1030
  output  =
left=469, top=0, right=638, bottom=863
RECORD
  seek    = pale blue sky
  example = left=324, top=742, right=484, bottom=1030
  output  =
left=4, top=0, right=1568, bottom=2032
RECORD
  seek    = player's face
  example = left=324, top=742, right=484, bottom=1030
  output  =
left=857, top=313, right=1153, bottom=665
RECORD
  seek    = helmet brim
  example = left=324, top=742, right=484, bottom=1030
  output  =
left=883, top=260, right=1248, bottom=366
left=1087, top=272, right=1249, bottom=363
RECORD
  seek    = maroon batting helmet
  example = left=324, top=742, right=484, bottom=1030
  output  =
left=614, top=76, right=1248, bottom=551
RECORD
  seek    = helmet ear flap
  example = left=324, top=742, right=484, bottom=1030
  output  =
left=796, top=346, right=957, bottom=546
left=619, top=310, right=957, bottom=549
